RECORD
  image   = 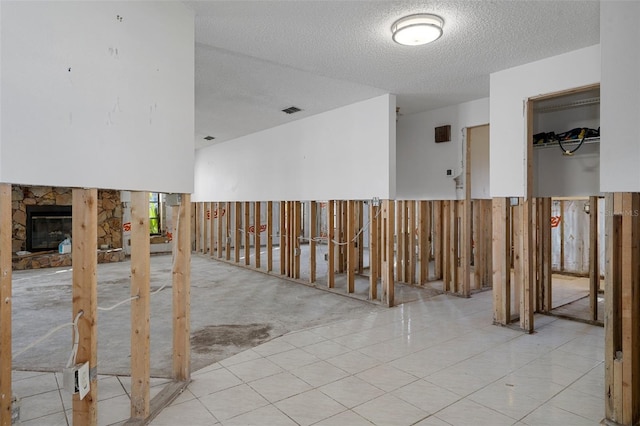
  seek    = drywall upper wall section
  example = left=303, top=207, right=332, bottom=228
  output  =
left=1, top=2, right=194, bottom=193
left=396, top=98, right=489, bottom=200
left=489, top=44, right=600, bottom=197
left=600, top=2, right=640, bottom=192
left=193, top=94, right=396, bottom=201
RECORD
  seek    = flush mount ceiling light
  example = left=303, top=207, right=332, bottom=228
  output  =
left=391, top=13, right=444, bottom=46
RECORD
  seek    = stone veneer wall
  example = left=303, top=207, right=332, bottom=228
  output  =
left=11, top=185, right=122, bottom=255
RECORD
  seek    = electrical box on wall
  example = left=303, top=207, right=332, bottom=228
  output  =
left=435, top=125, right=451, bottom=143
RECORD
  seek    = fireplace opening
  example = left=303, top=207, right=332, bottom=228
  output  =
left=26, top=205, right=72, bottom=252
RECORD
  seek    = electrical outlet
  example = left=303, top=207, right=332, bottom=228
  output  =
left=77, top=362, right=90, bottom=400
left=446, top=169, right=453, bottom=176
left=63, top=362, right=90, bottom=399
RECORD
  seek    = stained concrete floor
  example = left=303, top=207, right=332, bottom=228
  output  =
left=12, top=254, right=395, bottom=377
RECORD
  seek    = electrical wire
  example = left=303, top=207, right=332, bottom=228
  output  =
left=65, top=311, right=84, bottom=368
left=12, top=311, right=84, bottom=362
left=558, top=135, right=586, bottom=156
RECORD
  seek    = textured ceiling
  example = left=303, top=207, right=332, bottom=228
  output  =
left=187, top=1, right=600, bottom=148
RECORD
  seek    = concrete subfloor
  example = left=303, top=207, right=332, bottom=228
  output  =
left=12, top=254, right=392, bottom=377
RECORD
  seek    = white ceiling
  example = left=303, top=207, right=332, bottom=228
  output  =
left=186, top=1, right=600, bottom=148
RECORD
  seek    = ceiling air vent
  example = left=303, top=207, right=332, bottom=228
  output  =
left=281, top=106, right=302, bottom=115
left=203, top=136, right=215, bottom=141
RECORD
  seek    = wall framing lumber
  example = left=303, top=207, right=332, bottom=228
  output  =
left=408, top=200, right=416, bottom=285
left=396, top=201, right=404, bottom=283
left=381, top=200, right=395, bottom=307
left=434, top=201, right=443, bottom=279
left=130, top=192, right=151, bottom=420
left=244, top=202, right=251, bottom=266
left=0, top=184, right=12, bottom=426
left=254, top=202, right=261, bottom=269
left=280, top=201, right=286, bottom=276
left=589, top=196, right=599, bottom=321
left=442, top=201, right=451, bottom=291
left=461, top=199, right=471, bottom=297
left=327, top=200, right=335, bottom=288
left=72, top=188, right=98, bottom=425
left=310, top=201, right=317, bottom=283
left=294, top=202, right=301, bottom=279
left=418, top=201, right=430, bottom=284
left=358, top=202, right=364, bottom=274
left=492, top=197, right=511, bottom=325
left=225, top=202, right=231, bottom=261
left=217, top=202, right=224, bottom=259
left=347, top=201, right=356, bottom=293
left=267, top=201, right=273, bottom=272
left=541, top=198, right=552, bottom=312
left=369, top=202, right=379, bottom=300
left=234, top=202, right=242, bottom=263
left=172, top=194, right=191, bottom=382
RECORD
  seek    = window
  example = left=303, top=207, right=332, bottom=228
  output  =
left=149, top=193, right=161, bottom=235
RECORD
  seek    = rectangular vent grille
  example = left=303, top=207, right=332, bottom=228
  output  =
left=282, top=106, right=302, bottom=114
left=203, top=136, right=215, bottom=141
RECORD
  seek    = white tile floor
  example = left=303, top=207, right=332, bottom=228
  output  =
left=14, top=290, right=605, bottom=425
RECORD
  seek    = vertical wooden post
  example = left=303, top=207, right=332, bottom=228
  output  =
left=396, top=201, right=404, bottom=283
left=194, top=203, right=201, bottom=254
left=418, top=201, right=430, bottom=284
left=518, top=197, right=535, bottom=333
left=225, top=202, right=231, bottom=261
left=255, top=202, right=261, bottom=269
left=327, top=200, right=335, bottom=288
left=434, top=201, right=443, bottom=280
left=130, top=192, right=150, bottom=419
left=294, top=201, right=302, bottom=279
left=369, top=202, right=378, bottom=300
left=512, top=202, right=522, bottom=320
left=461, top=198, right=471, bottom=297
left=234, top=202, right=241, bottom=263
left=347, top=200, right=356, bottom=293
left=267, top=201, right=273, bottom=272
left=492, top=198, right=511, bottom=325
left=407, top=200, right=416, bottom=285
left=605, top=193, right=623, bottom=422
left=72, top=188, right=98, bottom=425
left=244, top=202, right=251, bottom=266
left=589, top=196, right=599, bottom=321
left=217, top=202, right=223, bottom=259
left=0, top=185, right=12, bottom=426
left=442, top=201, right=451, bottom=292
left=280, top=201, right=286, bottom=276
left=449, top=201, right=459, bottom=293
left=310, top=201, right=317, bottom=283
left=381, top=200, right=395, bottom=307
left=541, top=198, right=552, bottom=312
left=358, top=202, right=364, bottom=274
left=172, top=194, right=191, bottom=382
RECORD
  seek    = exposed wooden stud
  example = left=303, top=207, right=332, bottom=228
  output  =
left=0, top=184, right=12, bottom=426
left=255, top=202, right=261, bottom=269
left=442, top=200, right=451, bottom=292
left=520, top=198, right=535, bottom=332
left=589, top=196, right=599, bottom=321
left=381, top=200, right=395, bottom=307
left=327, top=200, right=335, bottom=288
left=310, top=201, right=317, bottom=283
left=267, top=201, right=273, bottom=272
left=244, top=202, right=251, bottom=266
left=72, top=188, right=98, bottom=425
left=130, top=192, right=151, bottom=420
left=407, top=200, right=416, bottom=284
left=294, top=201, right=301, bottom=279
left=225, top=202, right=231, bottom=261
left=358, top=201, right=364, bottom=274
left=396, top=201, right=405, bottom=283
left=369, top=202, right=379, bottom=300
left=172, top=194, right=191, bottom=382
left=449, top=201, right=459, bottom=293
left=194, top=203, right=201, bottom=253
left=560, top=199, right=565, bottom=272
left=418, top=201, right=430, bottom=284
left=512, top=202, right=521, bottom=319
left=492, top=197, right=511, bottom=325
left=280, top=201, right=286, bottom=276
left=541, top=198, right=552, bottom=312
left=434, top=201, right=443, bottom=280
left=347, top=200, right=356, bottom=293
left=234, top=202, right=241, bottom=263
left=336, top=201, right=345, bottom=273
left=461, top=199, right=471, bottom=296
left=217, top=202, right=224, bottom=259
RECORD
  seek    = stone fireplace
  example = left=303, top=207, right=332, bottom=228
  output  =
left=11, top=186, right=125, bottom=269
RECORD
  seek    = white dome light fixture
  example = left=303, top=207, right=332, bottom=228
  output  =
left=391, top=13, right=444, bottom=46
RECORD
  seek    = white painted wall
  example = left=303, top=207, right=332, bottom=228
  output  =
left=534, top=143, right=600, bottom=198
left=489, top=45, right=601, bottom=197
left=193, top=94, right=396, bottom=202
left=1, top=2, right=194, bottom=193
left=469, top=125, right=491, bottom=200
left=600, top=1, right=640, bottom=192
left=396, top=98, right=489, bottom=200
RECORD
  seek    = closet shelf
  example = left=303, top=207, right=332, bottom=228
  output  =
left=533, top=137, right=600, bottom=150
